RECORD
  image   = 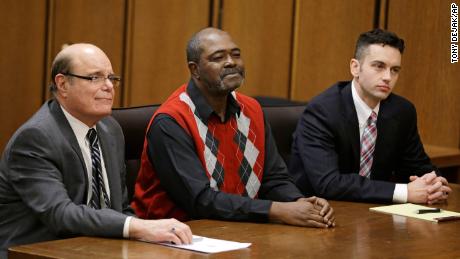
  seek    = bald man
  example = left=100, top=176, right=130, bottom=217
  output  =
left=0, top=43, right=191, bottom=256
left=132, top=28, right=335, bottom=228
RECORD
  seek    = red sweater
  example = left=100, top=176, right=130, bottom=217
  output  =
left=132, top=84, right=266, bottom=220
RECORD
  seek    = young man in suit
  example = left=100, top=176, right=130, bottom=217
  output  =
left=0, top=43, right=192, bottom=257
left=289, top=29, right=452, bottom=204
left=132, top=28, right=335, bottom=228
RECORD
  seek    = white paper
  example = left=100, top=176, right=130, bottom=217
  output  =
left=159, top=235, right=251, bottom=253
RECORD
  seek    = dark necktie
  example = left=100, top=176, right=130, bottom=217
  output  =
left=359, top=111, right=378, bottom=178
left=86, top=128, right=111, bottom=209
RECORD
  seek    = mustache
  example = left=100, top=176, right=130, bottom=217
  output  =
left=220, top=67, right=245, bottom=79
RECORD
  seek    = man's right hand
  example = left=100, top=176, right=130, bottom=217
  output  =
left=129, top=218, right=193, bottom=245
left=299, top=196, right=335, bottom=226
left=269, top=200, right=333, bottom=228
left=408, top=171, right=452, bottom=204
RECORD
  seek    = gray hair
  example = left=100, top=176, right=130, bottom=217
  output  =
left=49, top=53, right=72, bottom=93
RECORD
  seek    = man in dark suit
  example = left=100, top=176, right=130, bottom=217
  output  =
left=0, top=43, right=192, bottom=257
left=289, top=29, right=452, bottom=204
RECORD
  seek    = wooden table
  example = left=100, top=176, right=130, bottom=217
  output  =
left=9, top=185, right=460, bottom=258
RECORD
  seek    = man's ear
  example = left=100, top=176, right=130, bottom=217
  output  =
left=350, top=58, right=360, bottom=78
left=188, top=62, right=200, bottom=80
left=55, top=74, right=69, bottom=97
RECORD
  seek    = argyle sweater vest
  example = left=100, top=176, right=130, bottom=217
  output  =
left=132, top=84, right=266, bottom=220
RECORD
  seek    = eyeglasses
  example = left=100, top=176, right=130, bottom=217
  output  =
left=63, top=72, right=121, bottom=87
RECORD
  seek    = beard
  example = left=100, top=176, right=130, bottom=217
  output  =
left=217, top=77, right=245, bottom=92
left=207, top=67, right=245, bottom=94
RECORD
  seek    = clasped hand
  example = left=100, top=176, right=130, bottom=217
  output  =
left=270, top=196, right=335, bottom=228
left=408, top=171, right=452, bottom=204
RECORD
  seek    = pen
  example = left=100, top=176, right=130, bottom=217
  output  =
left=417, top=208, right=441, bottom=214
left=434, top=216, right=460, bottom=222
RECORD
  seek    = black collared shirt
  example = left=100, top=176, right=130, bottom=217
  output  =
left=147, top=80, right=303, bottom=222
left=187, top=78, right=241, bottom=123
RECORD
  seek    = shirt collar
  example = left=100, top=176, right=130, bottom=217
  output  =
left=61, top=105, right=94, bottom=144
left=351, top=80, right=380, bottom=128
left=186, top=80, right=241, bottom=124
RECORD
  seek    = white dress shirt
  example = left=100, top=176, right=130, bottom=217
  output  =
left=61, top=106, right=131, bottom=237
left=351, top=81, right=407, bottom=203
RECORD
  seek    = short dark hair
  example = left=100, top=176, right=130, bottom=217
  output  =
left=49, top=54, right=72, bottom=93
left=186, top=30, right=204, bottom=63
left=186, top=27, right=229, bottom=63
left=354, top=28, right=405, bottom=60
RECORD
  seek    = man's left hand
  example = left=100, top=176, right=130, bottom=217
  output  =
left=298, top=196, right=335, bottom=227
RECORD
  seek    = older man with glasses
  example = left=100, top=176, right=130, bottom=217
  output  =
left=0, top=43, right=192, bottom=257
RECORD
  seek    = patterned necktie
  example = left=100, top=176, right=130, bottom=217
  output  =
left=86, top=128, right=111, bottom=209
left=359, top=111, right=378, bottom=178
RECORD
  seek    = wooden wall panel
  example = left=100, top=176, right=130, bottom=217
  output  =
left=0, top=1, right=47, bottom=152
left=387, top=0, right=460, bottom=147
left=3, top=0, right=457, bottom=154
left=124, top=0, right=209, bottom=106
left=291, top=0, right=375, bottom=101
left=48, top=0, right=126, bottom=107
left=220, top=0, right=294, bottom=98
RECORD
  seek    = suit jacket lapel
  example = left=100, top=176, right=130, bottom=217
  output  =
left=49, top=100, right=89, bottom=187
left=97, top=121, right=121, bottom=211
left=340, top=83, right=361, bottom=166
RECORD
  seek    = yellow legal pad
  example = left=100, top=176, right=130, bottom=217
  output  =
left=370, top=203, right=460, bottom=222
